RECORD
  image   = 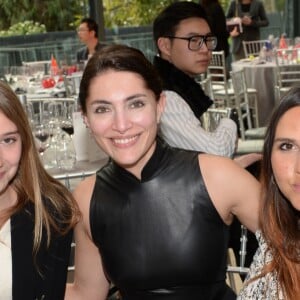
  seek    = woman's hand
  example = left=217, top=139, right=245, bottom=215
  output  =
left=230, top=26, right=240, bottom=37
left=242, top=15, right=252, bottom=26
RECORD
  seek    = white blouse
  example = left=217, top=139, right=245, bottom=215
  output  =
left=0, top=219, right=12, bottom=300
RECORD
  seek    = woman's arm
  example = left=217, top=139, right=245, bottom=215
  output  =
left=199, top=154, right=261, bottom=233
left=65, top=176, right=110, bottom=300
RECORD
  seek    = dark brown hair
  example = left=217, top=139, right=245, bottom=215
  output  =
left=79, top=44, right=163, bottom=113
left=259, top=87, right=300, bottom=298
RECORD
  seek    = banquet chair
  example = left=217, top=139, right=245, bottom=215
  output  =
left=207, top=50, right=233, bottom=107
left=198, top=73, right=214, bottom=100
left=230, top=69, right=262, bottom=140
left=226, top=248, right=246, bottom=295
left=26, top=96, right=76, bottom=124
left=274, top=48, right=300, bottom=102
left=242, top=40, right=268, bottom=58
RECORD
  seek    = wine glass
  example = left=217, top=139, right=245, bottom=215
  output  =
left=46, top=101, right=63, bottom=129
left=33, top=123, right=50, bottom=155
left=61, top=104, right=74, bottom=136
left=56, top=131, right=76, bottom=170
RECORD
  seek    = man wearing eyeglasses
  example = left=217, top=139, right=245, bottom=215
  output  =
left=76, top=18, right=106, bottom=64
left=153, top=1, right=237, bottom=158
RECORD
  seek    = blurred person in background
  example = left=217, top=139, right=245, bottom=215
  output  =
left=76, top=17, right=106, bottom=64
left=227, top=0, right=269, bottom=61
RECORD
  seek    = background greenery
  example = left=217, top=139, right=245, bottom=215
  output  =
left=0, top=0, right=286, bottom=36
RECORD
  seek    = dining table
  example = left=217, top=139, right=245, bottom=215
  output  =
left=47, top=158, right=108, bottom=190
left=231, top=58, right=278, bottom=126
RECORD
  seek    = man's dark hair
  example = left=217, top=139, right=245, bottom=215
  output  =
left=153, top=1, right=208, bottom=47
left=80, top=17, right=98, bottom=38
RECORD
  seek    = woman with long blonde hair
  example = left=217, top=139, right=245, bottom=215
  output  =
left=0, top=82, right=80, bottom=299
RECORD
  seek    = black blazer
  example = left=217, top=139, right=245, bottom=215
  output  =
left=11, top=203, right=73, bottom=300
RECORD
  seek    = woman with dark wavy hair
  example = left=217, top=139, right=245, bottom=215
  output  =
left=239, top=87, right=300, bottom=299
left=66, top=44, right=261, bottom=300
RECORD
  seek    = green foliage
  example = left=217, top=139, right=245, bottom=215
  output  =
left=0, top=0, right=287, bottom=35
left=277, top=0, right=285, bottom=11
left=0, top=20, right=46, bottom=37
left=0, top=0, right=82, bottom=32
left=103, top=0, right=177, bottom=27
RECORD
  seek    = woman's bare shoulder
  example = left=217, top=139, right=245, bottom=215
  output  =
left=199, top=153, right=239, bottom=170
left=73, top=175, right=96, bottom=206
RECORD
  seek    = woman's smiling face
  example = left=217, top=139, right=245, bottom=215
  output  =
left=84, top=70, right=165, bottom=178
left=0, top=110, right=22, bottom=197
left=271, top=106, right=300, bottom=211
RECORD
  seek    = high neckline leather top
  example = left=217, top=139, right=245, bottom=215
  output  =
left=90, top=140, right=234, bottom=300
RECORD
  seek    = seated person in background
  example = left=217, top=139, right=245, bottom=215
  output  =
left=0, top=82, right=80, bottom=299
left=238, top=87, right=300, bottom=299
left=65, top=44, right=261, bottom=300
left=152, top=1, right=237, bottom=158
left=76, top=17, right=106, bottom=64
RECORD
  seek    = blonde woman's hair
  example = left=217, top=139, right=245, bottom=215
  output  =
left=0, top=82, right=80, bottom=254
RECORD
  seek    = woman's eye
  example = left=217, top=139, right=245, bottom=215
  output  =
left=280, top=142, right=295, bottom=151
left=1, top=137, right=17, bottom=145
left=129, top=100, right=145, bottom=109
left=95, top=106, right=110, bottom=114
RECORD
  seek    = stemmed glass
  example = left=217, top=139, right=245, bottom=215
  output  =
left=47, top=101, right=64, bottom=130
left=33, top=123, right=50, bottom=155
left=61, top=104, right=74, bottom=136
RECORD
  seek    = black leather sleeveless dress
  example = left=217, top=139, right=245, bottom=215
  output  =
left=90, top=140, right=235, bottom=300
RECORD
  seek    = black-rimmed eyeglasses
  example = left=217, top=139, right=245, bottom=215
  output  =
left=165, top=35, right=217, bottom=51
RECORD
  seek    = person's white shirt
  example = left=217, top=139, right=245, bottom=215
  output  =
left=0, top=219, right=12, bottom=300
left=159, top=90, right=237, bottom=157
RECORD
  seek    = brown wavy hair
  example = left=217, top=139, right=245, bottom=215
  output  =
left=259, top=87, right=300, bottom=299
left=79, top=44, right=163, bottom=114
left=0, top=82, right=80, bottom=255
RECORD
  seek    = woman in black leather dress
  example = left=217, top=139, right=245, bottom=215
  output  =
left=66, top=44, right=261, bottom=300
